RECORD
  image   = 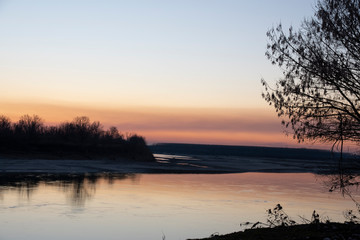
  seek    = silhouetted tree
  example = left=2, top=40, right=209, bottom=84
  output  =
left=104, top=126, right=122, bottom=140
left=127, top=134, right=146, bottom=146
left=262, top=0, right=360, bottom=146
left=0, top=115, right=12, bottom=134
left=72, top=116, right=91, bottom=141
left=0, top=115, right=13, bottom=146
left=14, top=114, right=44, bottom=139
left=0, top=114, right=154, bottom=161
left=89, top=121, right=102, bottom=137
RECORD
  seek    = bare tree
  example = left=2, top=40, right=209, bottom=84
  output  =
left=105, top=126, right=122, bottom=139
left=262, top=0, right=360, bottom=147
left=0, top=115, right=12, bottom=134
left=15, top=114, right=44, bottom=138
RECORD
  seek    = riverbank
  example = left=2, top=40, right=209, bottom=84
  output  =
left=188, top=223, right=360, bottom=240
left=1, top=143, right=359, bottom=174
left=0, top=152, right=355, bottom=174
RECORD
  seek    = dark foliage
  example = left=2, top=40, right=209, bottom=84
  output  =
left=0, top=114, right=154, bottom=161
left=189, top=223, right=360, bottom=240
left=262, top=0, right=360, bottom=145
left=193, top=205, right=358, bottom=240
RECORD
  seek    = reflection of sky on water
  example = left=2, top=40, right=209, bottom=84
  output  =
left=0, top=173, right=357, bottom=240
left=154, top=153, right=209, bottom=168
left=154, top=153, right=199, bottom=163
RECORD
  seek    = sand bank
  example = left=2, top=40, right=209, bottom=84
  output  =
left=0, top=153, right=351, bottom=174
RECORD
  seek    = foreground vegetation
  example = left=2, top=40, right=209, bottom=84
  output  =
left=190, top=204, right=360, bottom=240
left=190, top=223, right=360, bottom=240
left=0, top=114, right=154, bottom=161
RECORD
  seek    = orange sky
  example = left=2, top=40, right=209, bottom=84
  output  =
left=0, top=99, right=321, bottom=148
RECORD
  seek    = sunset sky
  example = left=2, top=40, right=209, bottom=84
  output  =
left=0, top=0, right=319, bottom=147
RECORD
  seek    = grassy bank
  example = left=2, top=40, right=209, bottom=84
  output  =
left=189, top=204, right=360, bottom=240
left=189, top=223, right=360, bottom=240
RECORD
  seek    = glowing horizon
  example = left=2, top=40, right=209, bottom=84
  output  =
left=0, top=99, right=329, bottom=149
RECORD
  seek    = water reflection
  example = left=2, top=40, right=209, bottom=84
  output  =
left=0, top=172, right=358, bottom=240
left=319, top=164, right=360, bottom=222
left=0, top=173, right=139, bottom=206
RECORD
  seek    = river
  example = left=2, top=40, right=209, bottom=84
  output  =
left=0, top=172, right=355, bottom=240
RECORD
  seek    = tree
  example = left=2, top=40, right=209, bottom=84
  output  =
left=262, top=0, right=360, bottom=148
left=0, top=115, right=12, bottom=141
left=15, top=114, right=44, bottom=138
left=0, top=115, right=11, bottom=133
left=104, top=126, right=122, bottom=140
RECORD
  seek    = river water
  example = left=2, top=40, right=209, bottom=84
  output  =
left=0, top=172, right=356, bottom=240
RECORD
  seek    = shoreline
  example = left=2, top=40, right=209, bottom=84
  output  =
left=1, top=143, right=357, bottom=174
left=0, top=152, right=353, bottom=174
left=188, top=223, right=360, bottom=240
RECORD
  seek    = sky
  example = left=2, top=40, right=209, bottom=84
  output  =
left=0, top=0, right=320, bottom=147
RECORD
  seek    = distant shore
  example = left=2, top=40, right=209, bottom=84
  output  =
left=0, top=114, right=155, bottom=163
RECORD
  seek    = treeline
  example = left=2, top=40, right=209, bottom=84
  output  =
left=0, top=115, right=154, bottom=161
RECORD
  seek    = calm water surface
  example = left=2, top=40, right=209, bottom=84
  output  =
left=0, top=172, right=356, bottom=240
